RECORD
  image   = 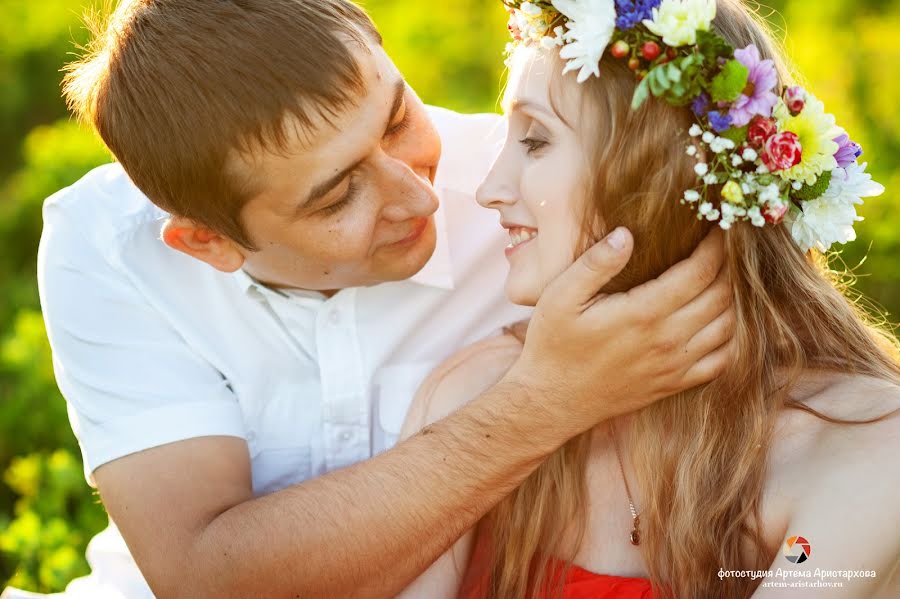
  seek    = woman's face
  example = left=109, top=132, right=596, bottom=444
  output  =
left=477, top=47, right=593, bottom=306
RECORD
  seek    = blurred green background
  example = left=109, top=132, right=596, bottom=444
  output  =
left=1, top=0, right=898, bottom=592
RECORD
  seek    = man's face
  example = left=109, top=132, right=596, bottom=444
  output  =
left=233, top=40, right=442, bottom=291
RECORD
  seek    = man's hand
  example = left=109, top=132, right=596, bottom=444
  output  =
left=506, top=226, right=734, bottom=435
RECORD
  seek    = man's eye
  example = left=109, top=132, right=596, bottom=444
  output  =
left=319, top=176, right=360, bottom=217
left=519, top=137, right=548, bottom=154
left=386, top=105, right=410, bottom=137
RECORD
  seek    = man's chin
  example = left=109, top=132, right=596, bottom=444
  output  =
left=375, top=218, right=437, bottom=283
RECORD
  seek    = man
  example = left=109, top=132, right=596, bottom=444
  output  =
left=12, top=1, right=733, bottom=597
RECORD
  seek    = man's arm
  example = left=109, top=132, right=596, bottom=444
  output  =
left=94, top=227, right=734, bottom=598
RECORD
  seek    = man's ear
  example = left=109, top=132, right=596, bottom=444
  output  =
left=161, top=216, right=246, bottom=273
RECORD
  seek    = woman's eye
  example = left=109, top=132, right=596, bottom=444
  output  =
left=519, top=137, right=548, bottom=154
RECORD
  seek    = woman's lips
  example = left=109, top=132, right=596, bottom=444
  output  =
left=504, top=225, right=538, bottom=257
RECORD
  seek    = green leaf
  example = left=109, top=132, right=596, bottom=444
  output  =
left=720, top=125, right=749, bottom=144
left=794, top=170, right=833, bottom=201
left=666, top=62, right=682, bottom=83
left=696, top=30, right=733, bottom=62
left=632, top=77, right=651, bottom=110
left=711, top=59, right=750, bottom=103
left=649, top=68, right=671, bottom=96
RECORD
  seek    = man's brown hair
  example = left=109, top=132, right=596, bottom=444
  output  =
left=64, top=0, right=381, bottom=249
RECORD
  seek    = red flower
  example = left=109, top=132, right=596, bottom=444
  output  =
left=784, top=86, right=806, bottom=115
left=747, top=115, right=778, bottom=149
left=763, top=201, right=789, bottom=225
left=762, top=131, right=802, bottom=172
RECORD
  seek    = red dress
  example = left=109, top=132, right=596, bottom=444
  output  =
left=458, top=527, right=654, bottom=599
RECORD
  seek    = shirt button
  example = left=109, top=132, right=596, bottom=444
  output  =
left=246, top=430, right=257, bottom=442
left=329, top=309, right=341, bottom=325
left=339, top=431, right=352, bottom=441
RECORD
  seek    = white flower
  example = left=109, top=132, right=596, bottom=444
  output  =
left=756, top=164, right=769, bottom=174
left=758, top=183, right=781, bottom=205
left=553, top=0, right=617, bottom=83
left=791, top=161, right=886, bottom=251
left=702, top=131, right=714, bottom=144
left=791, top=180, right=803, bottom=190
left=709, top=137, right=736, bottom=153
left=643, top=0, right=716, bottom=47
left=520, top=2, right=543, bottom=16
left=686, top=145, right=698, bottom=156
left=742, top=148, right=758, bottom=161
left=748, top=206, right=766, bottom=227
left=731, top=154, right=743, bottom=167
left=540, top=35, right=562, bottom=49
left=820, top=162, right=885, bottom=206
left=703, top=173, right=718, bottom=185
left=694, top=162, right=709, bottom=176
left=689, top=124, right=703, bottom=137
left=791, top=196, right=860, bottom=252
left=684, top=189, right=701, bottom=203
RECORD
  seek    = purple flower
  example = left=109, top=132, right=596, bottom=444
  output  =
left=708, top=110, right=733, bottom=133
left=728, top=44, right=778, bottom=127
left=615, top=0, right=661, bottom=30
left=692, top=93, right=710, bottom=117
left=833, top=133, right=863, bottom=167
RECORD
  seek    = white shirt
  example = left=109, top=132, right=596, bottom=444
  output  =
left=23, top=106, right=529, bottom=598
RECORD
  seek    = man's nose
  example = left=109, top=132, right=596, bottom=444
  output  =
left=378, top=153, right=438, bottom=222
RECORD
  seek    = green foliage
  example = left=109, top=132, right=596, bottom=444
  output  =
left=795, top=170, right=833, bottom=202
left=710, top=59, right=750, bottom=103
left=0, top=0, right=898, bottom=593
left=0, top=451, right=106, bottom=593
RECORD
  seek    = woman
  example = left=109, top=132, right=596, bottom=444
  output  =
left=397, top=0, right=899, bottom=597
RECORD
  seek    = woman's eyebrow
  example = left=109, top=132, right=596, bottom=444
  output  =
left=508, top=97, right=573, bottom=130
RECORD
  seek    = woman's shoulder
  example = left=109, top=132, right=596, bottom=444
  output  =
left=399, top=331, right=525, bottom=437
left=762, top=373, right=900, bottom=590
left=770, top=372, right=900, bottom=493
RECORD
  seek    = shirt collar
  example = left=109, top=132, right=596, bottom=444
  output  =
left=232, top=195, right=455, bottom=298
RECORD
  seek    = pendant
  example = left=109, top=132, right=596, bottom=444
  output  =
left=629, top=516, right=641, bottom=546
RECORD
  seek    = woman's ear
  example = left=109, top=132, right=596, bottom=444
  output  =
left=161, top=216, right=246, bottom=273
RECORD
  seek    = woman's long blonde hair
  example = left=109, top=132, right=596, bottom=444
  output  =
left=480, top=1, right=900, bottom=597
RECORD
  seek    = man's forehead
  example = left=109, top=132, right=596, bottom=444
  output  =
left=232, top=43, right=402, bottom=206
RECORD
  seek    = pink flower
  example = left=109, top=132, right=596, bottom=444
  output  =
left=728, top=44, right=779, bottom=127
left=784, top=86, right=806, bottom=115
left=763, top=201, right=789, bottom=224
left=507, top=10, right=523, bottom=41
left=762, top=131, right=802, bottom=172
left=833, top=133, right=862, bottom=168
left=747, top=115, right=778, bottom=149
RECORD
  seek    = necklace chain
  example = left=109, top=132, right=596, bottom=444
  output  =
left=609, top=423, right=641, bottom=546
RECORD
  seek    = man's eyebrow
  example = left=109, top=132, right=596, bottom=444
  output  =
left=299, top=77, right=407, bottom=215
left=300, top=156, right=366, bottom=214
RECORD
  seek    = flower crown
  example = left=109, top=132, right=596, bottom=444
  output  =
left=502, top=0, right=884, bottom=252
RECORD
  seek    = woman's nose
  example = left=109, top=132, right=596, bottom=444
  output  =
left=476, top=149, right=518, bottom=209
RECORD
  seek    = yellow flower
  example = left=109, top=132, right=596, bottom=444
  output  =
left=773, top=94, right=841, bottom=185
left=721, top=180, right=745, bottom=205
left=642, top=0, right=716, bottom=47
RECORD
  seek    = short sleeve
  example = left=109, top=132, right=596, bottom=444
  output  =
left=37, top=191, right=246, bottom=486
